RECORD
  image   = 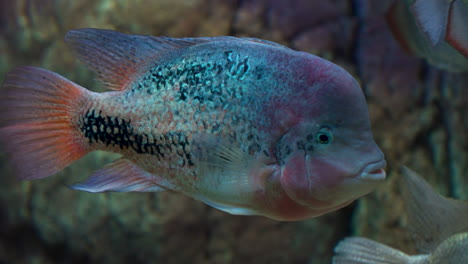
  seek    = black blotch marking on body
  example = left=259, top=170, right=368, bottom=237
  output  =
left=80, top=109, right=132, bottom=149
left=79, top=109, right=194, bottom=166
left=276, top=140, right=292, bottom=165
left=305, top=133, right=315, bottom=152
left=296, top=140, right=305, bottom=151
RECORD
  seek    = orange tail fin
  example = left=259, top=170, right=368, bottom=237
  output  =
left=0, top=66, right=91, bottom=180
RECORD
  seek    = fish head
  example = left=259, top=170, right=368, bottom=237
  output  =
left=275, top=60, right=386, bottom=211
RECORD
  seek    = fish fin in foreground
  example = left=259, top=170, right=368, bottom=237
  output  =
left=446, top=0, right=468, bottom=57
left=64, top=28, right=284, bottom=91
left=430, top=232, right=468, bottom=263
left=71, top=158, right=168, bottom=192
left=400, top=166, right=468, bottom=253
left=64, top=28, right=209, bottom=90
left=332, top=237, right=429, bottom=264
left=411, top=0, right=451, bottom=46
left=192, top=135, right=275, bottom=213
left=0, top=66, right=91, bottom=180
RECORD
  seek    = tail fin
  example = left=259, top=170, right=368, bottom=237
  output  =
left=332, top=237, right=429, bottom=264
left=0, top=66, right=91, bottom=180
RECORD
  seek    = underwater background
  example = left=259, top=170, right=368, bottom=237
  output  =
left=0, top=0, right=466, bottom=263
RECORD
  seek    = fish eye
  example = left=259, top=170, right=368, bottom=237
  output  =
left=317, top=127, right=332, bottom=144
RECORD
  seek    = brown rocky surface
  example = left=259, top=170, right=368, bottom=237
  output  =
left=0, top=0, right=466, bottom=263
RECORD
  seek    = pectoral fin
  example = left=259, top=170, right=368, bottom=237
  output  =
left=71, top=158, right=166, bottom=192
left=192, top=135, right=275, bottom=212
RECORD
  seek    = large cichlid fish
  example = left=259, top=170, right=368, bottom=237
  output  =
left=0, top=29, right=386, bottom=221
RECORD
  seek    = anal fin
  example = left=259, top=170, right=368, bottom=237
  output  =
left=71, top=158, right=165, bottom=192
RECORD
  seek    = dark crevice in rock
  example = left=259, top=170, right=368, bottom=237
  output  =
left=0, top=220, right=90, bottom=263
left=350, top=0, right=366, bottom=84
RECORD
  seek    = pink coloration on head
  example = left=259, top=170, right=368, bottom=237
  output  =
left=264, top=53, right=387, bottom=215
left=280, top=153, right=339, bottom=209
left=272, top=54, right=366, bottom=125
left=279, top=153, right=310, bottom=204
left=254, top=163, right=354, bottom=221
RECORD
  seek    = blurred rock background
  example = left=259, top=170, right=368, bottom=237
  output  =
left=0, top=0, right=466, bottom=263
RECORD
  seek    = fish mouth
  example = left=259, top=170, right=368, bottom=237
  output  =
left=358, top=159, right=387, bottom=181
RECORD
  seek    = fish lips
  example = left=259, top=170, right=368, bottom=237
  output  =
left=357, top=159, right=387, bottom=181
left=330, top=158, right=387, bottom=205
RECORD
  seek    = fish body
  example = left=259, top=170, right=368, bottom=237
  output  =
left=0, top=29, right=386, bottom=221
left=386, top=0, right=468, bottom=72
left=400, top=167, right=468, bottom=252
left=333, top=233, right=468, bottom=264
left=332, top=167, right=468, bottom=263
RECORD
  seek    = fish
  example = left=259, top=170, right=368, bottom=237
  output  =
left=400, top=166, right=468, bottom=252
left=0, top=28, right=386, bottom=221
left=386, top=0, right=468, bottom=72
left=332, top=232, right=468, bottom=264
left=331, top=166, right=468, bottom=263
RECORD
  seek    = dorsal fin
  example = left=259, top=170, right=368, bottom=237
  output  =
left=239, top=37, right=288, bottom=48
left=64, top=28, right=210, bottom=90
left=64, top=28, right=285, bottom=91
